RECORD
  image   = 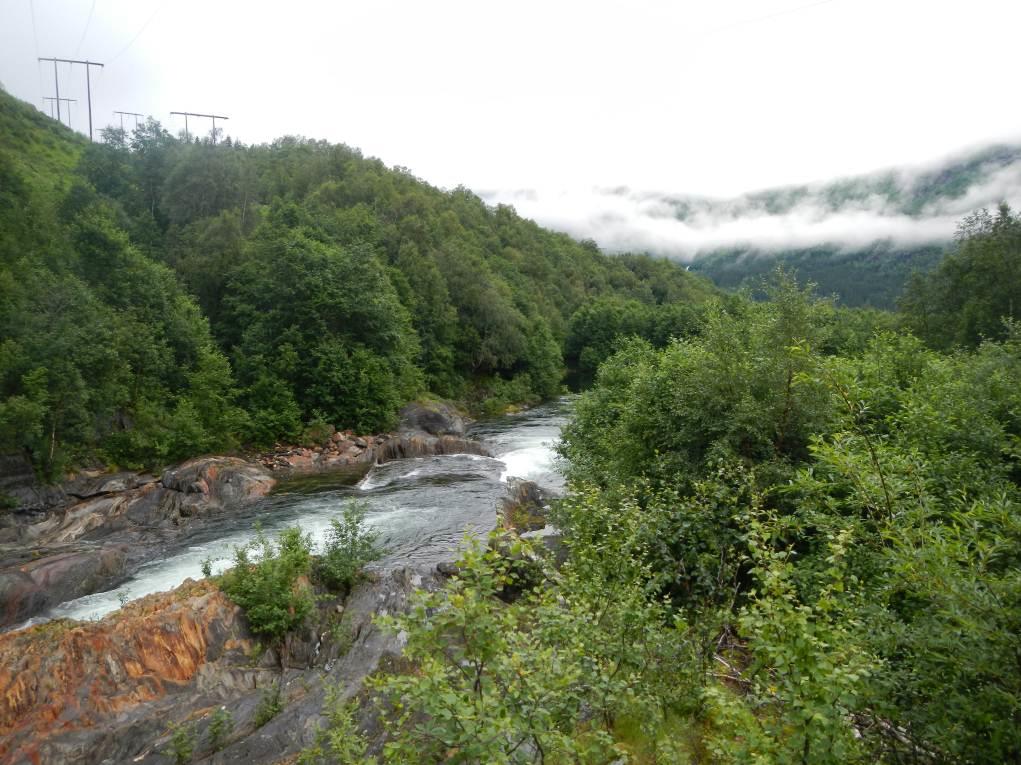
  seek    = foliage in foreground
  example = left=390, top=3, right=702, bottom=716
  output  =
left=313, top=502, right=382, bottom=592
left=554, top=275, right=1021, bottom=762
left=303, top=534, right=698, bottom=764
left=217, top=504, right=380, bottom=641
left=217, top=526, right=315, bottom=642
left=303, top=273, right=1021, bottom=763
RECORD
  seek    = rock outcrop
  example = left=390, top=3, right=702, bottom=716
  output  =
left=0, top=579, right=260, bottom=765
left=256, top=401, right=487, bottom=476
left=0, top=567, right=444, bottom=765
left=0, top=458, right=275, bottom=628
left=374, top=432, right=489, bottom=463
left=499, top=478, right=552, bottom=533
left=0, top=545, right=127, bottom=628
left=397, top=400, right=467, bottom=437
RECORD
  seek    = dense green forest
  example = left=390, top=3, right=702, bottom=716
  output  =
left=4, top=77, right=1021, bottom=762
left=0, top=88, right=713, bottom=476
left=690, top=242, right=946, bottom=308
left=294, top=211, right=1021, bottom=763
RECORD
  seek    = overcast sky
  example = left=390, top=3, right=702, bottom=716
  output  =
left=2, top=0, right=1020, bottom=251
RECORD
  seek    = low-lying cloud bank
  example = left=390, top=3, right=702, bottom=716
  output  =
left=480, top=148, right=1021, bottom=260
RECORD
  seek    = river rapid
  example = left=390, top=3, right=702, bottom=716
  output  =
left=34, top=397, right=572, bottom=624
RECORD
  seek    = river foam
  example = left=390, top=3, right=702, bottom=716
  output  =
left=21, top=397, right=573, bottom=626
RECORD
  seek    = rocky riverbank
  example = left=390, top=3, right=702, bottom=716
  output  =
left=0, top=398, right=567, bottom=765
left=0, top=566, right=443, bottom=765
left=0, top=401, right=489, bottom=628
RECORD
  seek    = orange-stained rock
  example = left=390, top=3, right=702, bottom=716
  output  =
left=0, top=579, right=254, bottom=765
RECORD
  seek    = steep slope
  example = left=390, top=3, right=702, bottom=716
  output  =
left=0, top=87, right=715, bottom=477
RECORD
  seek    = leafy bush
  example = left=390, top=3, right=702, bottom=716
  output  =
left=299, top=408, right=335, bottom=447
left=364, top=534, right=696, bottom=764
left=313, top=502, right=381, bottom=592
left=296, top=689, right=369, bottom=765
left=553, top=272, right=1021, bottom=761
left=167, top=722, right=196, bottom=764
left=253, top=684, right=282, bottom=728
left=218, top=526, right=314, bottom=641
left=207, top=706, right=233, bottom=753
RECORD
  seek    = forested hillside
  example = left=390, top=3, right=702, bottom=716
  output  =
left=300, top=216, right=1021, bottom=763
left=674, top=145, right=1021, bottom=306
left=690, top=242, right=945, bottom=307
left=0, top=88, right=712, bottom=476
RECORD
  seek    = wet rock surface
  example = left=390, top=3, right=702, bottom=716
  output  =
left=0, top=457, right=276, bottom=628
left=500, top=477, right=553, bottom=533
left=0, top=567, right=443, bottom=765
left=256, top=401, right=486, bottom=477
left=0, top=544, right=128, bottom=627
left=398, top=400, right=467, bottom=437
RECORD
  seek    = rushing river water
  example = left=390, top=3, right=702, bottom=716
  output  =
left=33, top=397, right=572, bottom=625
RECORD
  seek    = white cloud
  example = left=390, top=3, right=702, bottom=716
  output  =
left=482, top=153, right=1021, bottom=259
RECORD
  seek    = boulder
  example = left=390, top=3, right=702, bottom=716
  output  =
left=161, top=457, right=275, bottom=509
left=0, top=545, right=127, bottom=627
left=398, top=400, right=467, bottom=437
left=500, top=478, right=551, bottom=533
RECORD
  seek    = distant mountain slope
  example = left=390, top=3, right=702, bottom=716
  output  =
left=666, top=144, right=1021, bottom=222
left=683, top=145, right=1021, bottom=306
left=486, top=143, right=1021, bottom=307
left=690, top=244, right=946, bottom=308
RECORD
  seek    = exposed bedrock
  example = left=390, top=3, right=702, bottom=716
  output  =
left=0, top=567, right=441, bottom=765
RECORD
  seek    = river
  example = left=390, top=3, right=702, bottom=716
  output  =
left=32, top=397, right=572, bottom=625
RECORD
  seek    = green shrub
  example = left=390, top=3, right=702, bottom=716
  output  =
left=253, top=684, right=282, bottom=728
left=167, top=722, right=195, bottom=764
left=297, top=689, right=369, bottom=765
left=313, top=503, right=381, bottom=592
left=218, top=526, right=314, bottom=641
left=207, top=706, right=233, bottom=752
left=300, top=408, right=335, bottom=447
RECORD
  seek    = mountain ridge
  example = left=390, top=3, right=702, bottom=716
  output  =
left=484, top=141, right=1021, bottom=307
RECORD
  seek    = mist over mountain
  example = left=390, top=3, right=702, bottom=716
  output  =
left=484, top=144, right=1021, bottom=306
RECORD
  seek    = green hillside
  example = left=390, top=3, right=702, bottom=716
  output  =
left=690, top=243, right=946, bottom=307
left=673, top=145, right=1021, bottom=306
left=0, top=87, right=713, bottom=475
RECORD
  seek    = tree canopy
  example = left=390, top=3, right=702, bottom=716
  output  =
left=0, top=89, right=713, bottom=473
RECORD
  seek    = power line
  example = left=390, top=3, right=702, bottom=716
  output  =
left=28, top=0, right=44, bottom=103
left=74, top=0, right=97, bottom=57
left=170, top=111, right=229, bottom=144
left=107, top=0, right=167, bottom=64
left=113, top=110, right=144, bottom=130
left=28, top=0, right=40, bottom=58
left=38, top=57, right=105, bottom=141
left=43, top=96, right=77, bottom=125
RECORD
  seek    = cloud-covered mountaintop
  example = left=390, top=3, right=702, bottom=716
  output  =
left=484, top=144, right=1021, bottom=258
left=483, top=144, right=1021, bottom=306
